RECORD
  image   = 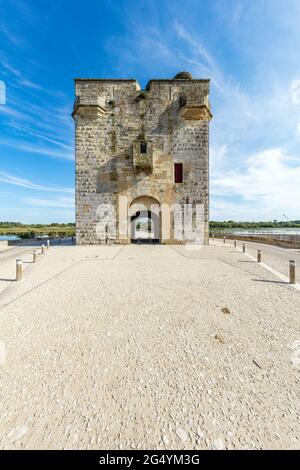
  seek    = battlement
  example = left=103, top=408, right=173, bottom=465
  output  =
left=74, top=74, right=210, bottom=92
left=73, top=72, right=211, bottom=121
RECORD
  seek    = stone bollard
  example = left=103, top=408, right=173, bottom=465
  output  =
left=234, top=240, right=237, bottom=248
left=257, top=250, right=261, bottom=263
left=212, top=233, right=215, bottom=240
left=41, top=244, right=45, bottom=254
left=223, top=236, right=226, bottom=244
left=16, top=259, right=23, bottom=281
left=289, top=260, right=296, bottom=284
left=242, top=244, right=246, bottom=253
left=47, top=239, right=50, bottom=249
left=33, top=249, right=38, bottom=263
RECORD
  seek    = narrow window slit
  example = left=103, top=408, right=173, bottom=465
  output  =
left=140, top=142, right=147, bottom=154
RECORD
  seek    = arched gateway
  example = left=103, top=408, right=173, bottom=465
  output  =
left=129, top=196, right=161, bottom=244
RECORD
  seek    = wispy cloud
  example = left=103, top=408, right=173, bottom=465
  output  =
left=0, top=105, right=28, bottom=120
left=174, top=21, right=215, bottom=70
left=174, top=20, right=245, bottom=100
left=24, top=196, right=74, bottom=208
left=1, top=56, right=50, bottom=92
left=17, top=78, right=44, bottom=90
left=1, top=58, right=22, bottom=77
left=0, top=138, right=74, bottom=160
left=0, top=170, right=74, bottom=194
left=0, top=24, right=24, bottom=47
left=6, top=123, right=73, bottom=150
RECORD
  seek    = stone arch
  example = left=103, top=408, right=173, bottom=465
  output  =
left=129, top=195, right=161, bottom=243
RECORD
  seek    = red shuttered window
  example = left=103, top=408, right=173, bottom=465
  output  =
left=174, top=163, right=183, bottom=183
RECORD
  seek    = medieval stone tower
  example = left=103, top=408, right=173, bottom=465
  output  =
left=73, top=72, right=212, bottom=245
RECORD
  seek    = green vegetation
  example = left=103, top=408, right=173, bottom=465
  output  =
left=0, top=222, right=75, bottom=239
left=209, top=220, right=300, bottom=232
left=1, top=220, right=299, bottom=239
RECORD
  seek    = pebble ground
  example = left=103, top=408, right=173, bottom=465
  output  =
left=0, top=244, right=299, bottom=449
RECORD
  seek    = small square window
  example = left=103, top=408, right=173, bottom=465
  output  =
left=174, top=163, right=183, bottom=183
left=140, top=142, right=147, bottom=154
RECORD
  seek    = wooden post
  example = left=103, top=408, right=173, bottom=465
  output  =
left=16, top=259, right=23, bottom=281
left=234, top=240, right=237, bottom=248
left=33, top=249, right=38, bottom=263
left=47, top=239, right=50, bottom=249
left=41, top=244, right=45, bottom=254
left=242, top=243, right=246, bottom=253
left=289, top=260, right=296, bottom=284
left=257, top=250, right=261, bottom=263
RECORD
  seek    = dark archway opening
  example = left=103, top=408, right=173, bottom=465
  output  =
left=131, top=210, right=160, bottom=244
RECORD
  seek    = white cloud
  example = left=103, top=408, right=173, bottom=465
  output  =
left=17, top=78, right=44, bottom=90
left=174, top=21, right=225, bottom=94
left=210, top=145, right=228, bottom=170
left=1, top=59, right=22, bottom=77
left=211, top=148, right=300, bottom=220
left=0, top=105, right=28, bottom=120
left=0, top=59, right=44, bottom=90
left=0, top=24, right=24, bottom=47
left=0, top=170, right=74, bottom=194
left=0, top=138, right=74, bottom=160
left=7, top=124, right=73, bottom=150
left=290, top=79, right=300, bottom=104
left=13, top=142, right=73, bottom=160
left=174, top=20, right=250, bottom=107
left=174, top=21, right=215, bottom=69
left=24, top=196, right=74, bottom=208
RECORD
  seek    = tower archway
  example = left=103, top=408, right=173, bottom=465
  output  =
left=129, top=196, right=161, bottom=244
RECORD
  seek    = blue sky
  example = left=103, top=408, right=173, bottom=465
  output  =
left=0, top=0, right=300, bottom=223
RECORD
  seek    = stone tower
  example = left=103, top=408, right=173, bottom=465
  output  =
left=73, top=72, right=212, bottom=245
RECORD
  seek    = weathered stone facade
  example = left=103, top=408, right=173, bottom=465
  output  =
left=73, top=72, right=212, bottom=245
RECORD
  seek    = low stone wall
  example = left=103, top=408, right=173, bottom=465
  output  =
left=213, top=233, right=300, bottom=249
left=0, top=240, right=8, bottom=249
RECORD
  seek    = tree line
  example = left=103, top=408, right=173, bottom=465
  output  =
left=210, top=220, right=300, bottom=229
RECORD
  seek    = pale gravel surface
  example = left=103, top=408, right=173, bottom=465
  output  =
left=0, top=244, right=299, bottom=450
